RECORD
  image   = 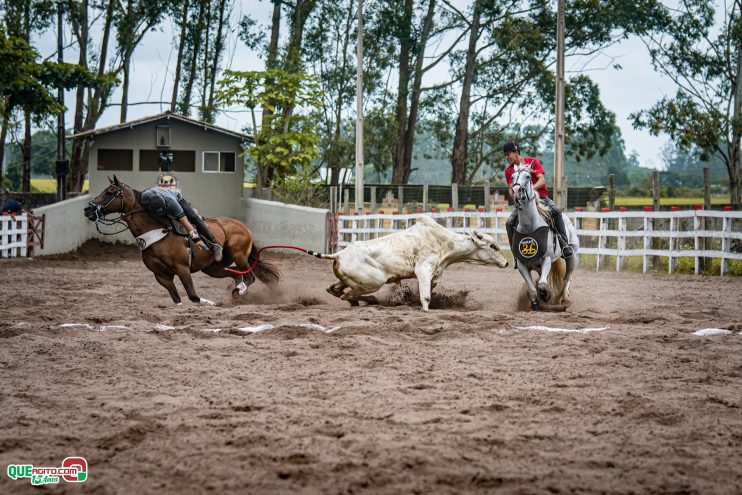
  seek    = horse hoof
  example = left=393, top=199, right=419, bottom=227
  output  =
left=531, top=301, right=541, bottom=311
left=348, top=300, right=359, bottom=307
left=539, top=289, right=550, bottom=302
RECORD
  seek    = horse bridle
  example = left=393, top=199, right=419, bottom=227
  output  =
left=87, top=182, right=144, bottom=235
left=511, top=167, right=535, bottom=208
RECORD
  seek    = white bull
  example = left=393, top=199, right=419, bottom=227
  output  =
left=309, top=215, right=509, bottom=310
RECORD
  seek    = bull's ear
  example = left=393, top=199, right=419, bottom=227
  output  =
left=469, top=231, right=486, bottom=247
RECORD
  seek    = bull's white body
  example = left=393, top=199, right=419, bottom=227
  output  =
left=322, top=216, right=508, bottom=310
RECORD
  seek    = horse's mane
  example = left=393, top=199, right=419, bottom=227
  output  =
left=536, top=199, right=555, bottom=228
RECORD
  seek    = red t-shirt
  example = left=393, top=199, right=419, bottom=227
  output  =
left=505, top=157, right=548, bottom=198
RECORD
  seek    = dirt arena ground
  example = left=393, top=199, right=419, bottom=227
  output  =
left=1, top=240, right=741, bottom=494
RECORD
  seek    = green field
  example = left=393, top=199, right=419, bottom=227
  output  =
left=30, top=178, right=89, bottom=193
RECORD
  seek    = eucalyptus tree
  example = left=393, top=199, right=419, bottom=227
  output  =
left=1, top=0, right=58, bottom=191
left=631, top=0, right=742, bottom=207
left=445, top=0, right=667, bottom=185
left=0, top=27, right=98, bottom=190
left=67, top=0, right=119, bottom=192
left=114, top=0, right=171, bottom=122
left=303, top=0, right=357, bottom=184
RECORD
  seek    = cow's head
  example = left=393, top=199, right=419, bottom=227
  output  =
left=467, top=231, right=509, bottom=268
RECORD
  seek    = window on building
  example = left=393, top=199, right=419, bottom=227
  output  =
left=139, top=150, right=195, bottom=172
left=202, top=151, right=236, bottom=173
left=97, top=149, right=133, bottom=171
left=156, top=126, right=171, bottom=147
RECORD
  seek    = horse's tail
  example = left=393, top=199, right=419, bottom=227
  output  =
left=547, top=257, right=567, bottom=297
left=248, top=244, right=282, bottom=285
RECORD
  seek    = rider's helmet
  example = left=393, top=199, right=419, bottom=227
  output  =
left=142, top=190, right=167, bottom=216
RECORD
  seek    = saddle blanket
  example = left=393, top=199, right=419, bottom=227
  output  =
left=510, top=226, right=552, bottom=264
left=136, top=228, right=168, bottom=250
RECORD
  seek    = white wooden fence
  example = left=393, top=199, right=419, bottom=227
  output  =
left=336, top=209, right=742, bottom=276
left=0, top=213, right=28, bottom=258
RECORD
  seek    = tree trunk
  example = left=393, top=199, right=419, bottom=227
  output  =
left=69, top=0, right=115, bottom=193
left=201, top=0, right=212, bottom=119
left=205, top=0, right=228, bottom=123
left=451, top=0, right=480, bottom=185
left=120, top=51, right=131, bottom=122
left=181, top=0, right=207, bottom=116
left=329, top=0, right=355, bottom=185
left=730, top=27, right=742, bottom=208
left=257, top=0, right=282, bottom=187
left=171, top=0, right=191, bottom=112
left=391, top=0, right=413, bottom=184
left=22, top=112, right=31, bottom=192
left=400, top=0, right=436, bottom=184
left=0, top=116, right=7, bottom=189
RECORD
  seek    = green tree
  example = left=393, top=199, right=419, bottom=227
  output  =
left=216, top=68, right=323, bottom=190
left=0, top=27, right=97, bottom=190
left=631, top=0, right=742, bottom=207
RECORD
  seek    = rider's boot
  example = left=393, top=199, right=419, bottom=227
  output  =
left=551, top=208, right=573, bottom=258
left=192, top=216, right=223, bottom=262
left=506, top=216, right=519, bottom=269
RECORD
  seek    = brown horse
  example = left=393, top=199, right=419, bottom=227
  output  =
left=84, top=175, right=280, bottom=305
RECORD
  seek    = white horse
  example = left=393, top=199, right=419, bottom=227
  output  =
left=510, top=165, right=579, bottom=310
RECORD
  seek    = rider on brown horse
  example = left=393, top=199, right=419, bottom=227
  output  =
left=140, top=188, right=224, bottom=262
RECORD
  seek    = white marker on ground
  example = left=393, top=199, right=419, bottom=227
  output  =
left=693, top=328, right=733, bottom=336
left=516, top=325, right=609, bottom=334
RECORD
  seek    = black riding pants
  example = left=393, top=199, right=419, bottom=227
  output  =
left=178, top=199, right=217, bottom=245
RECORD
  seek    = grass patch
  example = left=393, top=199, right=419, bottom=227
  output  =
left=31, top=178, right=88, bottom=193
left=578, top=253, right=742, bottom=276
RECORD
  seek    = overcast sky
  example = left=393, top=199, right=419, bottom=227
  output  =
left=34, top=0, right=675, bottom=171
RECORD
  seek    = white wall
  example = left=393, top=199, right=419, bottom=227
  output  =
left=243, top=198, right=331, bottom=253
left=32, top=195, right=95, bottom=256
left=31, top=195, right=135, bottom=256
left=28, top=196, right=330, bottom=256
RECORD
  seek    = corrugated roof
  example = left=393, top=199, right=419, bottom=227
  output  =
left=68, top=111, right=253, bottom=142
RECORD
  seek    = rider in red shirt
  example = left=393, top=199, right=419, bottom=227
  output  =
left=503, top=141, right=574, bottom=258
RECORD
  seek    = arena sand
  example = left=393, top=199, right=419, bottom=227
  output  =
left=1, top=241, right=741, bottom=494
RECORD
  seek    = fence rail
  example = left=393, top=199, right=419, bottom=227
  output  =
left=336, top=209, right=742, bottom=276
left=1, top=213, right=28, bottom=258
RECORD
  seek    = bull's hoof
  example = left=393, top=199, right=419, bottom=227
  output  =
left=539, top=288, right=550, bottom=302
left=348, top=300, right=360, bottom=307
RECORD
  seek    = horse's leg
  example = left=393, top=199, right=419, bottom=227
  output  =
left=201, top=263, right=252, bottom=297
left=559, top=255, right=577, bottom=303
left=537, top=256, right=554, bottom=303
left=154, top=273, right=182, bottom=305
left=176, top=266, right=215, bottom=305
left=517, top=263, right=540, bottom=310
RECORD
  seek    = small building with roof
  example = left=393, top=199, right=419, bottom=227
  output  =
left=70, top=111, right=252, bottom=218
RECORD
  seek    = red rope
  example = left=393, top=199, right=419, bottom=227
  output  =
left=224, top=244, right=310, bottom=275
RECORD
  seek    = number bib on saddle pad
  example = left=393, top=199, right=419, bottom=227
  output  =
left=511, top=226, right=552, bottom=264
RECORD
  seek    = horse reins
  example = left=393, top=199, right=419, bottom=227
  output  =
left=88, top=182, right=146, bottom=235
